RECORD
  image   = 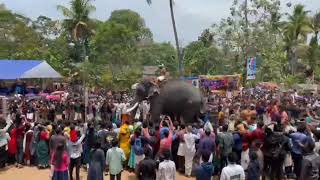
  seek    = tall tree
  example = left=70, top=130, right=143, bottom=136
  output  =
left=108, top=9, right=153, bottom=43
left=57, top=0, right=96, bottom=62
left=184, top=29, right=223, bottom=75
left=91, top=9, right=153, bottom=86
left=32, top=16, right=61, bottom=38
left=146, top=0, right=183, bottom=76
left=57, top=0, right=95, bottom=34
left=283, top=4, right=312, bottom=74
left=213, top=0, right=290, bottom=82
left=0, top=5, right=42, bottom=59
left=137, top=42, right=177, bottom=73
left=312, top=12, right=320, bottom=41
left=309, top=12, right=320, bottom=50
left=308, top=12, right=320, bottom=72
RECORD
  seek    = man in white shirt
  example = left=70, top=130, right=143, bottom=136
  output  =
left=158, top=150, right=176, bottom=180
left=106, top=140, right=126, bottom=180
left=113, top=101, right=121, bottom=121
left=120, top=100, right=130, bottom=114
left=220, top=152, right=245, bottom=180
left=226, top=89, right=233, bottom=99
left=184, top=125, right=200, bottom=177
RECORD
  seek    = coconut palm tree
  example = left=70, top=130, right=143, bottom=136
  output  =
left=283, top=4, right=312, bottom=74
left=308, top=12, right=320, bottom=68
left=146, top=0, right=183, bottom=76
left=310, top=12, right=320, bottom=45
left=57, top=0, right=95, bottom=41
left=57, top=0, right=95, bottom=63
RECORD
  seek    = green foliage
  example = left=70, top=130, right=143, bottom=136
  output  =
left=90, top=9, right=176, bottom=87
left=92, top=21, right=137, bottom=65
left=57, top=0, right=96, bottom=63
left=0, top=7, right=41, bottom=59
left=283, top=4, right=312, bottom=44
left=109, top=10, right=153, bottom=42
left=283, top=4, right=313, bottom=74
left=1, top=0, right=320, bottom=88
left=137, top=43, right=177, bottom=73
left=57, top=0, right=95, bottom=30
left=184, top=41, right=222, bottom=76
left=90, top=8, right=179, bottom=87
left=210, top=0, right=320, bottom=85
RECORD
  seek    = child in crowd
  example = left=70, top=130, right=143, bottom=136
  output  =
left=195, top=150, right=214, bottom=180
left=50, top=143, right=69, bottom=180
left=247, top=151, right=261, bottom=180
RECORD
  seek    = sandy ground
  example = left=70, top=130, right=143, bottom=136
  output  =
left=0, top=166, right=194, bottom=180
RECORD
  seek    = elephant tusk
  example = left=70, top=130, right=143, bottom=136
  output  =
left=126, top=102, right=139, bottom=113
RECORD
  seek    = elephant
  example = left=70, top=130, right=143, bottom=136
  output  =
left=131, top=79, right=204, bottom=124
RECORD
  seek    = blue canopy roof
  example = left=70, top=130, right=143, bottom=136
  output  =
left=0, top=60, right=62, bottom=80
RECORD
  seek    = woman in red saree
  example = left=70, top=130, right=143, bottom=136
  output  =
left=8, top=128, right=17, bottom=164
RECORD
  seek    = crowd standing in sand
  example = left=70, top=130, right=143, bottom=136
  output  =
left=1, top=86, right=320, bottom=180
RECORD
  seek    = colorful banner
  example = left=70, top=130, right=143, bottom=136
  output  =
left=182, top=77, right=199, bottom=88
left=246, top=57, right=256, bottom=80
left=199, top=75, right=241, bottom=91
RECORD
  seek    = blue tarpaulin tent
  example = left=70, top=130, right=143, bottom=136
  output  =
left=0, top=60, right=62, bottom=80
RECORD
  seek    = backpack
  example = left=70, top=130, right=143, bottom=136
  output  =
left=133, top=137, right=144, bottom=155
left=271, top=140, right=283, bottom=159
left=220, top=133, right=234, bottom=156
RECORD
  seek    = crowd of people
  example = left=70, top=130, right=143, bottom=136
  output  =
left=1, top=87, right=320, bottom=180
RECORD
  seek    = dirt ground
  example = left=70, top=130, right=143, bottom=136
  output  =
left=0, top=166, right=194, bottom=180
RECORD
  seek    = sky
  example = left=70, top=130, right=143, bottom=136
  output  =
left=1, top=0, right=319, bottom=44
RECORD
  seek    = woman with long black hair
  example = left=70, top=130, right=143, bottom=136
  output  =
left=36, top=125, right=49, bottom=168
left=50, top=143, right=69, bottom=180
left=15, top=114, right=25, bottom=168
left=83, top=122, right=96, bottom=169
left=87, top=141, right=105, bottom=180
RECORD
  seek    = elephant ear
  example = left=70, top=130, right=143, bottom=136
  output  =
left=136, top=84, right=146, bottom=101
left=147, top=85, right=160, bottom=99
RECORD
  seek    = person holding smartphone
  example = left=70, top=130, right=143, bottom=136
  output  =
left=159, top=116, right=174, bottom=156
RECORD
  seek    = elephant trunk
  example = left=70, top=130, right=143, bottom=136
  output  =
left=149, top=95, right=162, bottom=124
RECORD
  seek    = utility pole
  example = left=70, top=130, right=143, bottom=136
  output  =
left=73, top=22, right=89, bottom=122
left=169, top=0, right=183, bottom=77
left=243, top=0, right=249, bottom=84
